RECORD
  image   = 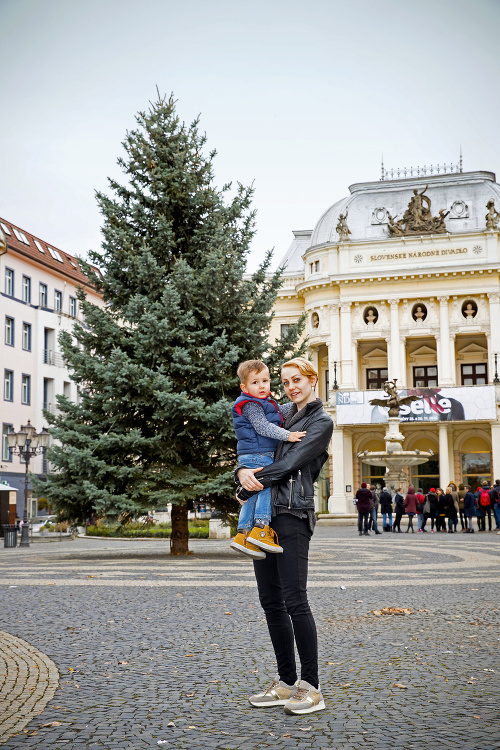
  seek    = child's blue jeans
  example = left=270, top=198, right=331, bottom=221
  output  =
left=237, top=452, right=274, bottom=531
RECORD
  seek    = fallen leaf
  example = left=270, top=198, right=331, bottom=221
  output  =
left=474, top=715, right=481, bottom=719
left=341, top=682, right=353, bottom=687
left=393, top=683, right=407, bottom=689
left=184, top=654, right=194, bottom=657
left=372, top=607, right=412, bottom=616
left=118, top=661, right=128, bottom=665
left=188, top=725, right=196, bottom=729
left=224, top=612, right=232, bottom=615
left=41, top=721, right=64, bottom=728
left=282, top=733, right=291, bottom=737
left=300, top=726, right=312, bottom=731
left=186, top=693, right=195, bottom=697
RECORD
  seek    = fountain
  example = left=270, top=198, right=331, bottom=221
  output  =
left=358, top=380, right=433, bottom=490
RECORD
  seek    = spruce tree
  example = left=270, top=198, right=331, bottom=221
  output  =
left=36, top=93, right=306, bottom=554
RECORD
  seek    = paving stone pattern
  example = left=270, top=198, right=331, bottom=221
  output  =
left=0, top=630, right=59, bottom=743
left=0, top=529, right=499, bottom=749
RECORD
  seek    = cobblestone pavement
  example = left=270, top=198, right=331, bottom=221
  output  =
left=0, top=630, right=59, bottom=743
left=0, top=529, right=499, bottom=749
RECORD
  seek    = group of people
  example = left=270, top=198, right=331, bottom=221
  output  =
left=355, top=481, right=500, bottom=535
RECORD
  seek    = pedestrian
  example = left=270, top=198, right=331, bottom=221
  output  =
left=424, top=487, right=438, bottom=532
left=368, top=484, right=381, bottom=535
left=355, top=483, right=373, bottom=536
left=436, top=488, right=447, bottom=532
left=444, top=486, right=457, bottom=533
left=463, top=485, right=476, bottom=533
left=230, top=359, right=306, bottom=558
left=393, top=488, right=405, bottom=532
left=449, top=484, right=460, bottom=533
left=492, top=479, right=500, bottom=533
left=236, top=357, right=333, bottom=715
left=404, top=485, right=417, bottom=533
left=475, top=481, right=493, bottom=532
left=457, top=483, right=466, bottom=531
left=379, top=486, right=393, bottom=531
left=415, top=487, right=426, bottom=532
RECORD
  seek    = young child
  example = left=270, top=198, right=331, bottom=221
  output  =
left=230, top=359, right=306, bottom=559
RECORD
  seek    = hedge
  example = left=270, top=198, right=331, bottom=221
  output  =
left=86, top=525, right=209, bottom=538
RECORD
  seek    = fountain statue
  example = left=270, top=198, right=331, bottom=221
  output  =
left=359, top=380, right=433, bottom=491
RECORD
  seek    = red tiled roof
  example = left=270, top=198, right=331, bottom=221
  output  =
left=0, top=216, right=101, bottom=288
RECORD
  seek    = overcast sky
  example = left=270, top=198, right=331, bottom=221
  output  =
left=1, top=0, right=500, bottom=270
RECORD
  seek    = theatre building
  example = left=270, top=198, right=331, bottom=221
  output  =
left=270, top=167, right=500, bottom=514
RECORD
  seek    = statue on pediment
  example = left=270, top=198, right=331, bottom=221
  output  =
left=387, top=185, right=448, bottom=236
left=336, top=210, right=351, bottom=241
left=485, top=200, right=500, bottom=230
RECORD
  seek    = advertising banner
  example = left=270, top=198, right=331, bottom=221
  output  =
left=336, top=386, right=496, bottom=425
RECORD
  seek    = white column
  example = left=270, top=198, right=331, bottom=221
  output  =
left=329, top=428, right=349, bottom=513
left=343, top=430, right=354, bottom=508
left=310, top=347, right=319, bottom=381
left=340, top=302, right=354, bottom=389
left=438, top=296, right=452, bottom=385
left=439, top=423, right=450, bottom=489
left=328, top=304, right=341, bottom=394
left=399, top=336, right=407, bottom=387
left=488, top=293, right=500, bottom=382
left=491, top=423, right=500, bottom=483
left=449, top=333, right=457, bottom=386
left=389, top=300, right=401, bottom=381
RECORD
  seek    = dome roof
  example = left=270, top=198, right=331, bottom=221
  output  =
left=309, top=170, right=500, bottom=248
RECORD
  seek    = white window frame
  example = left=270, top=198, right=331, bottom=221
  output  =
left=21, top=374, right=31, bottom=405
left=5, top=268, right=14, bottom=296
left=54, top=290, right=62, bottom=312
left=5, top=317, right=14, bottom=346
left=22, top=275, right=31, bottom=303
left=69, top=296, right=77, bottom=317
left=4, top=370, right=13, bottom=401
left=22, top=322, right=31, bottom=351
left=40, top=282, right=48, bottom=308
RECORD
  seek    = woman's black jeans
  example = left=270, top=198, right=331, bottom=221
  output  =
left=252, top=513, right=318, bottom=689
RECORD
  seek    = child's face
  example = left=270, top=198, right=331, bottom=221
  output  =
left=241, top=368, right=271, bottom=399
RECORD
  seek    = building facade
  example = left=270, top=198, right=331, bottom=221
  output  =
left=0, top=217, right=102, bottom=515
left=271, top=169, right=500, bottom=513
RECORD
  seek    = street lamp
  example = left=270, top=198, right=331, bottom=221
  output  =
left=7, top=421, right=50, bottom=547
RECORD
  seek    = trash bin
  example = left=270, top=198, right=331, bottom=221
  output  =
left=3, top=524, right=17, bottom=548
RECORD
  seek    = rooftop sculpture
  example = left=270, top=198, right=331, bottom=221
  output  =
left=387, top=186, right=449, bottom=236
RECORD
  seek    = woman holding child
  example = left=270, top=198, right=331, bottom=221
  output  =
left=234, top=357, right=333, bottom=715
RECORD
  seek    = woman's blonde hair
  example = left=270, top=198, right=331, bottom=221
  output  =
left=281, top=357, right=318, bottom=382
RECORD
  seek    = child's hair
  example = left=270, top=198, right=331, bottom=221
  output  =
left=281, top=356, right=318, bottom=381
left=237, top=359, right=268, bottom=383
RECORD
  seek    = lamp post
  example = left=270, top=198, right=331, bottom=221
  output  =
left=494, top=353, right=500, bottom=385
left=7, top=421, right=50, bottom=547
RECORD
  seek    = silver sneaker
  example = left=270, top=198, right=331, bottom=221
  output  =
left=248, top=676, right=298, bottom=707
left=283, top=679, right=326, bottom=715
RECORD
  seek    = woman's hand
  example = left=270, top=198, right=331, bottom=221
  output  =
left=237, top=466, right=264, bottom=492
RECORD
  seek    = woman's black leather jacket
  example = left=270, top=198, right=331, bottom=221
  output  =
left=235, top=399, right=333, bottom=512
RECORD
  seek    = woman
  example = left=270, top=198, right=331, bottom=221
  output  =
left=404, top=485, right=418, bottom=533
left=436, top=488, right=447, bottom=531
left=355, top=482, right=373, bottom=536
left=463, top=485, right=476, bottom=533
left=444, top=486, right=457, bottom=533
left=424, top=487, right=438, bottom=532
left=457, top=483, right=466, bottom=530
left=379, top=486, right=393, bottom=531
left=236, top=357, right=333, bottom=715
left=393, top=487, right=405, bottom=532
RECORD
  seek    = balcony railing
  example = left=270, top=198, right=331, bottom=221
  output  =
left=43, top=349, right=65, bottom=367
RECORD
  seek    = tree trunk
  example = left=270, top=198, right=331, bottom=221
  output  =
left=170, top=501, right=190, bottom=555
